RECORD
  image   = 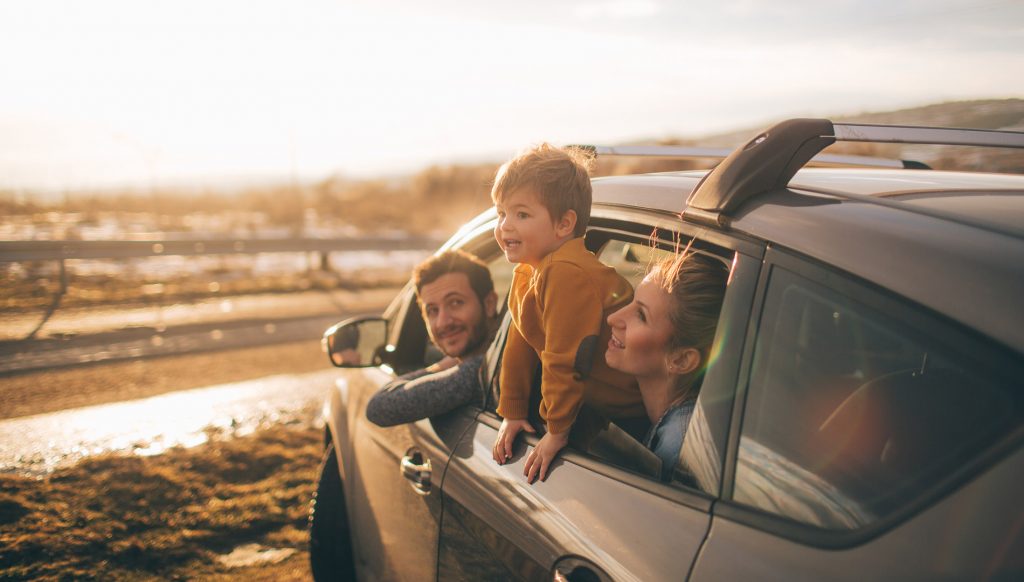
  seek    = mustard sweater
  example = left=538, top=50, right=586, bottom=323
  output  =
left=496, top=238, right=644, bottom=434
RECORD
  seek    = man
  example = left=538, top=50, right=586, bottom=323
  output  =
left=365, top=250, right=500, bottom=426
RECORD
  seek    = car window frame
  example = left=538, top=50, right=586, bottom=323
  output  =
left=716, top=244, right=1024, bottom=549
left=475, top=214, right=759, bottom=506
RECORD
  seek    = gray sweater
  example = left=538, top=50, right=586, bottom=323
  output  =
left=365, top=354, right=485, bottom=427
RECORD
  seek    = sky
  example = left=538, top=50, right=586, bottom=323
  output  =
left=1, top=0, right=1022, bottom=192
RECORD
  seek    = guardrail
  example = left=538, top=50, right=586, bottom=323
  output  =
left=1, top=236, right=445, bottom=340
left=0, top=236, right=445, bottom=262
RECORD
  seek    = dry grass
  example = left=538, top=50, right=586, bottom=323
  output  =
left=0, top=424, right=322, bottom=581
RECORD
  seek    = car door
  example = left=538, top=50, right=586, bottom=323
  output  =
left=333, top=280, right=470, bottom=581
left=691, top=248, right=1024, bottom=580
left=435, top=229, right=764, bottom=581
left=337, top=224, right=515, bottom=581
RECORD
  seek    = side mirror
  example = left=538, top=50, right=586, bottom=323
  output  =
left=322, top=316, right=388, bottom=368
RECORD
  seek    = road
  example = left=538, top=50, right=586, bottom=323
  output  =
left=0, top=288, right=397, bottom=474
left=0, top=287, right=399, bottom=373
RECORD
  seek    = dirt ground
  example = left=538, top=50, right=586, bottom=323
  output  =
left=0, top=340, right=343, bottom=580
left=0, top=424, right=322, bottom=581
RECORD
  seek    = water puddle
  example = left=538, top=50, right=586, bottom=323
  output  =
left=216, top=543, right=297, bottom=568
left=0, top=368, right=338, bottom=475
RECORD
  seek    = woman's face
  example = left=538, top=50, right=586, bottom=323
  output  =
left=606, top=273, right=675, bottom=380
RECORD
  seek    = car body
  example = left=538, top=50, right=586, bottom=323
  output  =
left=309, top=119, right=1024, bottom=581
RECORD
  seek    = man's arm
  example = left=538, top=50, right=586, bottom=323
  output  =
left=365, top=354, right=485, bottom=427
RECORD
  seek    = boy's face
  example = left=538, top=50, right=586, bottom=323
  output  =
left=494, top=188, right=574, bottom=267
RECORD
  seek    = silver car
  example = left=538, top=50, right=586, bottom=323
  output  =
left=310, top=119, right=1024, bottom=581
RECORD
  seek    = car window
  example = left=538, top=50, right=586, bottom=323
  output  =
left=481, top=230, right=737, bottom=487
left=561, top=238, right=729, bottom=487
left=488, top=255, right=514, bottom=312
left=599, top=239, right=673, bottom=289
left=733, top=265, right=1022, bottom=530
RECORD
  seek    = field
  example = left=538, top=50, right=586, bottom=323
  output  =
left=0, top=425, right=321, bottom=581
left=0, top=341, right=332, bottom=581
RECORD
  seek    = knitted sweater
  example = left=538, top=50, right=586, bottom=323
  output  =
left=365, top=354, right=485, bottom=427
left=496, top=238, right=644, bottom=434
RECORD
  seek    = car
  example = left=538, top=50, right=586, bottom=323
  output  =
left=309, top=118, right=1024, bottom=581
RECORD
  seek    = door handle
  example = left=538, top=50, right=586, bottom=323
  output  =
left=553, top=556, right=611, bottom=582
left=401, top=450, right=432, bottom=495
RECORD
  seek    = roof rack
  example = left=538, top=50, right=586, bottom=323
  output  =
left=574, top=144, right=928, bottom=170
left=682, top=119, right=1024, bottom=228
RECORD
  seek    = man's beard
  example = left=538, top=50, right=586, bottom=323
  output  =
left=436, top=314, right=489, bottom=358
left=459, top=315, right=489, bottom=357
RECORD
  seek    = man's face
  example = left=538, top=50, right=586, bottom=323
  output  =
left=419, top=272, right=492, bottom=358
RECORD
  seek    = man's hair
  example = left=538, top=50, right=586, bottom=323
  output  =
left=490, top=143, right=592, bottom=238
left=413, top=249, right=494, bottom=304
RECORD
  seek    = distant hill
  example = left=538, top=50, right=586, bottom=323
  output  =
left=368, top=99, right=1024, bottom=233
left=7, top=99, right=1021, bottom=237
left=619, top=98, right=1024, bottom=175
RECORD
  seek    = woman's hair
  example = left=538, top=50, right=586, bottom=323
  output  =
left=648, top=250, right=729, bottom=398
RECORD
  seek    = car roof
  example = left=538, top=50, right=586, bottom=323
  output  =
left=591, top=168, right=1024, bottom=355
left=593, top=168, right=1024, bottom=219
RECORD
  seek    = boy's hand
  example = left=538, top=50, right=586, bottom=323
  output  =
left=524, top=431, right=569, bottom=484
left=492, top=418, right=534, bottom=464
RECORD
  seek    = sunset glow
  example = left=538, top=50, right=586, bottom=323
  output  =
left=2, top=0, right=1022, bottom=191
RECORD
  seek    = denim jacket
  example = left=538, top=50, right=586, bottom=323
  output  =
left=644, top=399, right=696, bottom=481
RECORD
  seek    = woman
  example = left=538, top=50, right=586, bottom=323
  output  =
left=605, top=251, right=728, bottom=481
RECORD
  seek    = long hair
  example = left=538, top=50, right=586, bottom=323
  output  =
left=647, top=248, right=729, bottom=401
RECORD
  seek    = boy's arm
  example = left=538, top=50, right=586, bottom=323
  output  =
left=493, top=321, right=540, bottom=464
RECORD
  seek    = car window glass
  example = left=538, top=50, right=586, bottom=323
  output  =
left=488, top=254, right=515, bottom=311
left=734, top=266, right=1022, bottom=530
left=599, top=239, right=673, bottom=289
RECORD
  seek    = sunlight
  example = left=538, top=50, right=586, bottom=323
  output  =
left=0, top=370, right=335, bottom=475
left=2, top=1, right=1021, bottom=190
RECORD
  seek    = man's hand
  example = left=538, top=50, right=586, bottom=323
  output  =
left=524, top=430, right=569, bottom=484
left=427, top=355, right=459, bottom=373
left=492, top=418, right=534, bottom=464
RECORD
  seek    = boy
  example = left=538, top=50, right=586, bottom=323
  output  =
left=490, top=143, right=644, bottom=483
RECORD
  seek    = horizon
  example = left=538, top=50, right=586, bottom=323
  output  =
left=2, top=0, right=1023, bottom=192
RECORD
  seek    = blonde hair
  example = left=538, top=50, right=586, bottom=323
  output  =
left=648, top=250, right=729, bottom=400
left=490, top=143, right=593, bottom=237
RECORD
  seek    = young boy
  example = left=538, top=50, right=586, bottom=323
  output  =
left=490, top=143, right=645, bottom=483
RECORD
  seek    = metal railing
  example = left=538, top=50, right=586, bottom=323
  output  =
left=0, top=236, right=445, bottom=262
left=1, top=236, right=444, bottom=340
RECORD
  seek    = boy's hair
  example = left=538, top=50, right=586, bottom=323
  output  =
left=413, top=250, right=494, bottom=305
left=490, top=143, right=593, bottom=238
